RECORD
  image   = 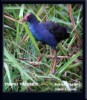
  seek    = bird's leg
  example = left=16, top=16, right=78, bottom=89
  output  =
left=37, top=45, right=46, bottom=62
left=52, top=50, right=57, bottom=74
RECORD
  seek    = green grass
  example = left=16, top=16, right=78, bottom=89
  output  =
left=4, top=4, right=83, bottom=92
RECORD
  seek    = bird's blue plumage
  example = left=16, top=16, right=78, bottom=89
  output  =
left=22, top=13, right=70, bottom=74
left=29, top=22, right=58, bottom=49
left=23, top=13, right=70, bottom=50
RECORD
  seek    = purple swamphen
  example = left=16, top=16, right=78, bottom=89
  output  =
left=22, top=13, right=70, bottom=74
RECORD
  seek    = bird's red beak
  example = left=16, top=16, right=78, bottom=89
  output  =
left=22, top=14, right=30, bottom=22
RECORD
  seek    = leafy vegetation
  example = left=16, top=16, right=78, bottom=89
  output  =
left=4, top=4, right=83, bottom=92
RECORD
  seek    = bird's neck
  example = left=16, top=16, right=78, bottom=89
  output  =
left=28, top=22, right=38, bottom=28
left=28, top=18, right=39, bottom=26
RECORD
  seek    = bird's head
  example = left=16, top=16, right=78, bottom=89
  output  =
left=22, top=13, right=38, bottom=23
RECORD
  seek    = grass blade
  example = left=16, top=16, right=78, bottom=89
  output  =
left=22, top=23, right=41, bottom=54
left=58, top=50, right=82, bottom=75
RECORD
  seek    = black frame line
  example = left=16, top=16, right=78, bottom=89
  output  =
left=0, top=0, right=86, bottom=100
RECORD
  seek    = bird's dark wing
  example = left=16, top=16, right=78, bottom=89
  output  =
left=41, top=21, right=69, bottom=42
left=41, top=21, right=60, bottom=32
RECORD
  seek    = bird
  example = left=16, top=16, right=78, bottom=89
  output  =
left=22, top=13, right=70, bottom=74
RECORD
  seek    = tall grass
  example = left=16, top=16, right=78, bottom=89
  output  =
left=4, top=4, right=83, bottom=92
